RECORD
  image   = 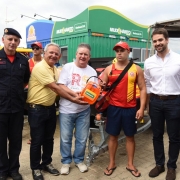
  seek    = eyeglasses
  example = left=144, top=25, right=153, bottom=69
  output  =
left=32, top=47, right=40, bottom=50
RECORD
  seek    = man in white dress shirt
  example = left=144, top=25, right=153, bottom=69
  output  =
left=144, top=28, right=180, bottom=180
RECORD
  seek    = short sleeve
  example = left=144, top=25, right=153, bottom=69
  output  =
left=57, top=65, right=69, bottom=85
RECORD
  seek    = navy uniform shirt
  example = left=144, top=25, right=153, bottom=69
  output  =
left=0, top=48, right=30, bottom=113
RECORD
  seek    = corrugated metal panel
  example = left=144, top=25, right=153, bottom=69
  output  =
left=31, top=33, right=150, bottom=63
left=41, top=41, right=51, bottom=48
left=128, top=40, right=149, bottom=49
left=89, top=35, right=150, bottom=58
left=52, top=33, right=89, bottom=62
left=53, top=38, right=68, bottom=47
left=89, top=35, right=117, bottom=58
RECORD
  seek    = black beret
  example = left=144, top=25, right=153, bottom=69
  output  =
left=4, top=28, right=22, bottom=39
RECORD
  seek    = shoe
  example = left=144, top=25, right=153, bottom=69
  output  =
left=75, top=162, right=88, bottom=173
left=9, top=172, right=22, bottom=180
left=126, top=167, right=141, bottom=177
left=149, top=165, right=165, bottom=177
left=43, top=164, right=60, bottom=176
left=166, top=168, right=176, bottom=180
left=32, top=170, right=44, bottom=180
left=104, top=167, right=116, bottom=176
left=60, top=164, right=70, bottom=175
left=0, top=174, right=8, bottom=180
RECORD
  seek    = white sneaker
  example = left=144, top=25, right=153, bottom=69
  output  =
left=75, top=162, right=88, bottom=173
left=60, top=164, right=70, bottom=175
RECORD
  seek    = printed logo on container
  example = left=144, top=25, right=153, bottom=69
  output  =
left=56, top=27, right=74, bottom=34
left=84, top=89, right=95, bottom=100
left=110, top=27, right=131, bottom=36
left=27, top=25, right=37, bottom=42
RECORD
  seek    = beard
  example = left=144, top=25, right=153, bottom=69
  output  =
left=155, top=44, right=167, bottom=53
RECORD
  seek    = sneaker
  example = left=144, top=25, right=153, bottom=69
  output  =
left=9, top=172, right=22, bottom=180
left=75, top=162, right=88, bottom=173
left=32, top=170, right=44, bottom=180
left=149, top=165, right=165, bottom=177
left=166, top=168, right=176, bottom=180
left=60, top=164, right=70, bottom=175
left=43, top=164, right=60, bottom=176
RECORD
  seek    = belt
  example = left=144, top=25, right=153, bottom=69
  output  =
left=29, top=103, right=54, bottom=109
left=150, top=93, right=179, bottom=100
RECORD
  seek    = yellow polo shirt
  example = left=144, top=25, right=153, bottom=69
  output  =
left=26, top=59, right=58, bottom=106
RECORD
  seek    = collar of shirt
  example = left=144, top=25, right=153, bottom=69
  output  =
left=155, top=50, right=171, bottom=64
left=42, top=59, right=54, bottom=70
left=0, top=48, right=25, bottom=60
left=155, top=49, right=171, bottom=58
left=41, top=59, right=57, bottom=82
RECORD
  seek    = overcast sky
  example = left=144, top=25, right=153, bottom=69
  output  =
left=0, top=0, right=180, bottom=49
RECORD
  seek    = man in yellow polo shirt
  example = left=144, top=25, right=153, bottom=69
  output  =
left=27, top=42, right=87, bottom=180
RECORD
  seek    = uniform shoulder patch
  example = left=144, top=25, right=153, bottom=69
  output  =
left=19, top=53, right=29, bottom=60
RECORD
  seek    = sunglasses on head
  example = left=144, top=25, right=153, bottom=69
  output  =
left=32, top=47, right=40, bottom=50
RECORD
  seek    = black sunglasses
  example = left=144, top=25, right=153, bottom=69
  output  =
left=32, top=47, right=40, bottom=50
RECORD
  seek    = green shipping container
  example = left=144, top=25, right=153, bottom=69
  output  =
left=52, top=6, right=151, bottom=67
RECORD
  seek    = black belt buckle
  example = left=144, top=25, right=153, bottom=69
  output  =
left=29, top=103, right=54, bottom=109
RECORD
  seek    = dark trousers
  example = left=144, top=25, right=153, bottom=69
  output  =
left=28, top=105, right=56, bottom=170
left=149, top=96, right=180, bottom=169
left=0, top=112, right=24, bottom=175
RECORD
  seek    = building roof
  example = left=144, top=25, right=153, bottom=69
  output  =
left=150, top=19, right=180, bottom=37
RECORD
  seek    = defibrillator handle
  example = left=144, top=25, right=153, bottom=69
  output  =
left=86, top=76, right=103, bottom=84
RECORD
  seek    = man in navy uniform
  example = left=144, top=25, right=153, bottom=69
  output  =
left=0, top=28, right=30, bottom=180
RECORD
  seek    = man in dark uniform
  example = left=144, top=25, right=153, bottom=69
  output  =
left=0, top=28, right=30, bottom=180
